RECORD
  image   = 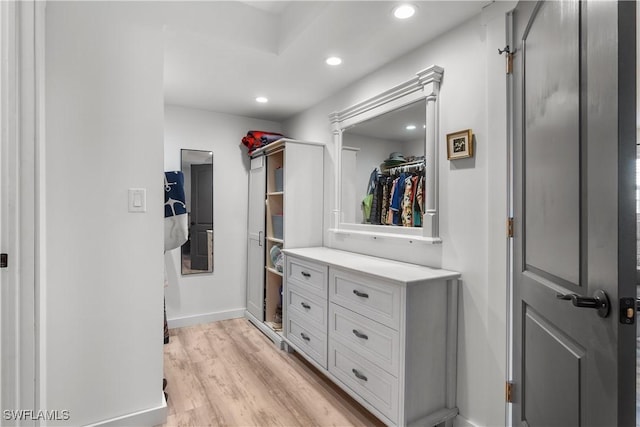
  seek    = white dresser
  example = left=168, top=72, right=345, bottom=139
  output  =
left=282, top=247, right=460, bottom=427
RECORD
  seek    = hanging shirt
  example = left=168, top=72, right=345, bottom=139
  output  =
left=415, top=176, right=424, bottom=227
left=412, top=175, right=422, bottom=227
left=401, top=176, right=414, bottom=226
left=381, top=177, right=391, bottom=225
left=387, top=178, right=400, bottom=225
left=389, top=173, right=406, bottom=225
left=369, top=178, right=384, bottom=225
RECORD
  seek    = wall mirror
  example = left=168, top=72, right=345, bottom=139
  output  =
left=341, top=99, right=426, bottom=226
left=330, top=65, right=443, bottom=242
left=181, top=149, right=214, bottom=274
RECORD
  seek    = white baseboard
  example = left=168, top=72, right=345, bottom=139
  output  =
left=167, top=308, right=245, bottom=329
left=86, top=393, right=167, bottom=427
left=454, top=414, right=480, bottom=427
left=245, top=311, right=285, bottom=349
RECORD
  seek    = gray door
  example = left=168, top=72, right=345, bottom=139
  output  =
left=247, top=156, right=266, bottom=320
left=190, top=163, right=213, bottom=271
left=512, top=1, right=636, bottom=426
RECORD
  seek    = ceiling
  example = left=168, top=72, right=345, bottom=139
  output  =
left=161, top=1, right=490, bottom=122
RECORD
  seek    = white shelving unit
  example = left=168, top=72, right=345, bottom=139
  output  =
left=245, top=139, right=324, bottom=346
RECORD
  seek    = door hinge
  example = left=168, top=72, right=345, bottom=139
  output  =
left=498, top=45, right=514, bottom=74
left=506, top=381, right=514, bottom=403
left=0, top=253, right=7, bottom=268
left=507, top=217, right=514, bottom=238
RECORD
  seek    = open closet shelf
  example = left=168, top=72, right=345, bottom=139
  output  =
left=266, top=267, right=283, bottom=277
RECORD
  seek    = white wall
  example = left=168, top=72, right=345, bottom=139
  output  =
left=45, top=2, right=165, bottom=425
left=283, top=3, right=515, bottom=426
left=343, top=133, right=403, bottom=223
left=164, top=104, right=282, bottom=327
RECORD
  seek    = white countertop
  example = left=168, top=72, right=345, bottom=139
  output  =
left=282, top=247, right=460, bottom=285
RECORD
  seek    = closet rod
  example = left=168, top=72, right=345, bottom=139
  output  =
left=382, top=160, right=425, bottom=175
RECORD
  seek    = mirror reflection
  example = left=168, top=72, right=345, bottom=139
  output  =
left=342, top=99, right=426, bottom=227
left=181, top=149, right=214, bottom=274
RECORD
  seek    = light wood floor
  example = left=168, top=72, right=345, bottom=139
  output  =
left=161, top=318, right=385, bottom=427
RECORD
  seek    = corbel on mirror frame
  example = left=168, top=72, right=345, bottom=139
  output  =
left=329, top=64, right=444, bottom=243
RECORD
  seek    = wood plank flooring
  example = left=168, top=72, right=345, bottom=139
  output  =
left=161, top=318, right=385, bottom=427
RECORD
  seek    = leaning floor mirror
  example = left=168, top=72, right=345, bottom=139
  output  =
left=181, top=149, right=214, bottom=274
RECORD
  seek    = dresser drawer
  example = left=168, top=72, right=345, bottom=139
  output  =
left=329, top=303, right=399, bottom=375
left=286, top=256, right=328, bottom=298
left=286, top=283, right=327, bottom=330
left=286, top=313, right=327, bottom=368
left=328, top=340, right=398, bottom=423
left=329, top=268, right=401, bottom=330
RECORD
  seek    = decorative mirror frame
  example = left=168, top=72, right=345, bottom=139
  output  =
left=329, top=64, right=443, bottom=242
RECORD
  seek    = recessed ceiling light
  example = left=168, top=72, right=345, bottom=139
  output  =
left=256, top=96, right=268, bottom=103
left=326, top=56, right=342, bottom=66
left=393, top=4, right=415, bottom=19
left=405, top=124, right=417, bottom=130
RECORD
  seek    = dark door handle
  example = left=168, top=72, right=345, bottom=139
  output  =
left=352, top=329, right=368, bottom=340
left=301, top=271, right=311, bottom=278
left=300, top=302, right=311, bottom=309
left=351, top=369, right=368, bottom=382
left=556, top=289, right=610, bottom=318
left=352, top=289, right=369, bottom=298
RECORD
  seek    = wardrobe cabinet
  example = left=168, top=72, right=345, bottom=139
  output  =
left=245, top=139, right=324, bottom=347
left=282, top=247, right=460, bottom=427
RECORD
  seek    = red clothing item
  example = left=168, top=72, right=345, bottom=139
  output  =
left=241, top=130, right=285, bottom=154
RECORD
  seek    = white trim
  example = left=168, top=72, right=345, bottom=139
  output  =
left=167, top=308, right=245, bottom=329
left=408, top=408, right=459, bottom=427
left=505, top=8, right=515, bottom=427
left=453, top=414, right=481, bottom=427
left=329, top=64, right=444, bottom=241
left=245, top=311, right=285, bottom=349
left=1, top=0, right=41, bottom=417
left=328, top=227, right=442, bottom=244
left=84, top=396, right=167, bottom=427
left=0, top=0, right=17, bottom=414
left=34, top=0, right=47, bottom=416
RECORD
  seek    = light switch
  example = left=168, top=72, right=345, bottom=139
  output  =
left=128, top=188, right=146, bottom=213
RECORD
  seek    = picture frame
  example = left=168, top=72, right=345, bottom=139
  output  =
left=446, top=129, right=473, bottom=160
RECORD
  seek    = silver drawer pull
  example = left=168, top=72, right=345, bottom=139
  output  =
left=352, top=289, right=369, bottom=298
left=301, top=271, right=311, bottom=278
left=351, top=368, right=368, bottom=382
left=300, top=332, right=311, bottom=341
left=352, top=329, right=368, bottom=340
left=300, top=302, right=311, bottom=309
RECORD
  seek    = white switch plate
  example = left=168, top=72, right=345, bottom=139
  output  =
left=128, top=188, right=146, bottom=213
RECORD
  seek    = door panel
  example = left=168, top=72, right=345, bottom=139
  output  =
left=524, top=0, right=580, bottom=286
left=190, top=163, right=213, bottom=271
left=524, top=306, right=582, bottom=427
left=247, top=156, right=266, bottom=320
left=512, top=1, right=636, bottom=425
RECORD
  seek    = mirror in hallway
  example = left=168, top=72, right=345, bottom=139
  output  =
left=180, top=149, right=214, bottom=274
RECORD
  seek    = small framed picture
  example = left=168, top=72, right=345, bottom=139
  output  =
left=446, top=129, right=473, bottom=160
